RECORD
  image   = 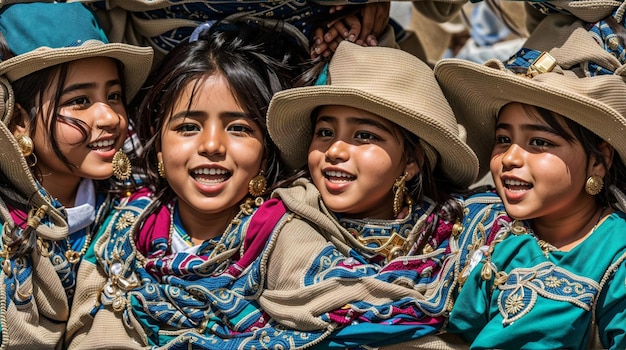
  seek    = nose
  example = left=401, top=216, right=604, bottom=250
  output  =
left=325, top=140, right=350, bottom=163
left=501, top=143, right=524, bottom=169
left=92, top=102, right=123, bottom=130
left=198, top=126, right=226, bottom=156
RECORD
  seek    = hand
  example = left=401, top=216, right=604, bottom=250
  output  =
left=310, top=3, right=390, bottom=58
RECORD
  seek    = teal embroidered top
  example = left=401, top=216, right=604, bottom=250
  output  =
left=447, top=211, right=626, bottom=349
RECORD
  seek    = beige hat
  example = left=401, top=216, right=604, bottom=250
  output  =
left=435, top=14, right=626, bottom=177
left=267, top=41, right=478, bottom=188
left=0, top=2, right=153, bottom=103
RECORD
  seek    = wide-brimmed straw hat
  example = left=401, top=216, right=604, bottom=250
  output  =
left=435, top=14, right=626, bottom=177
left=267, top=41, right=478, bottom=188
left=0, top=2, right=153, bottom=102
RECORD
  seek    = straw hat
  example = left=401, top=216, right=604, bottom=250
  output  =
left=0, top=2, right=153, bottom=103
left=435, top=14, right=626, bottom=177
left=267, top=41, right=478, bottom=188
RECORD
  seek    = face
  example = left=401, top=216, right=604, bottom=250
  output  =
left=308, top=105, right=416, bottom=219
left=158, top=74, right=265, bottom=220
left=26, top=57, right=128, bottom=193
left=490, top=103, right=595, bottom=221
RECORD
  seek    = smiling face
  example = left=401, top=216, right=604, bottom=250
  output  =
left=15, top=56, right=128, bottom=205
left=490, top=103, right=596, bottom=222
left=308, top=105, right=416, bottom=219
left=158, top=74, right=265, bottom=224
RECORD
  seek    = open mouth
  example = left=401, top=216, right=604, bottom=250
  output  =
left=88, top=138, right=115, bottom=151
left=324, top=170, right=355, bottom=183
left=192, top=167, right=231, bottom=185
left=504, top=178, right=533, bottom=192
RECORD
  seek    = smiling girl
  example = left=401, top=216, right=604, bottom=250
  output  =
left=0, top=2, right=153, bottom=348
left=66, top=18, right=315, bottom=349
left=259, top=41, right=506, bottom=348
left=435, top=14, right=626, bottom=349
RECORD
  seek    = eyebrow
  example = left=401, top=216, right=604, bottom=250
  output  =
left=316, top=115, right=395, bottom=134
left=61, top=79, right=122, bottom=96
left=169, top=110, right=251, bottom=122
left=495, top=122, right=560, bottom=136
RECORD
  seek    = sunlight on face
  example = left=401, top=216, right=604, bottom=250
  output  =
left=308, top=105, right=410, bottom=219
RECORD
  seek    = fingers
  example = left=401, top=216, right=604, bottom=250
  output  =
left=357, top=3, right=389, bottom=46
left=341, top=15, right=362, bottom=43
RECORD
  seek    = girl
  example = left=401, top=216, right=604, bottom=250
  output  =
left=66, top=18, right=316, bottom=349
left=435, top=14, right=626, bottom=349
left=260, top=41, right=506, bottom=348
left=0, top=2, right=153, bottom=348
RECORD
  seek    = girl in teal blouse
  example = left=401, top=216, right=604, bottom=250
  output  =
left=435, top=13, right=626, bottom=349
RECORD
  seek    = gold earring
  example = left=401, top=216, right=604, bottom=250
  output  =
left=16, top=134, right=33, bottom=157
left=585, top=175, right=604, bottom=196
left=393, top=172, right=409, bottom=217
left=158, top=160, right=166, bottom=178
left=248, top=170, right=267, bottom=197
left=112, top=149, right=131, bottom=181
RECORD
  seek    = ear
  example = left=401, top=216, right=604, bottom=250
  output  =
left=404, top=158, right=420, bottom=182
left=9, top=103, right=31, bottom=136
left=587, top=141, right=614, bottom=178
left=157, top=151, right=163, bottom=164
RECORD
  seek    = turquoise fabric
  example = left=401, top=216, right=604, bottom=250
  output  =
left=448, top=211, right=626, bottom=349
left=0, top=3, right=108, bottom=57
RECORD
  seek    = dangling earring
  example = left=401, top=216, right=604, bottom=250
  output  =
left=393, top=172, right=410, bottom=218
left=158, top=160, right=167, bottom=178
left=585, top=175, right=604, bottom=195
left=112, top=149, right=131, bottom=181
left=16, top=134, right=33, bottom=157
left=248, top=170, right=267, bottom=197
left=16, top=134, right=37, bottom=167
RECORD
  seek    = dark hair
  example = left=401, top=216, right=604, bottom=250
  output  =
left=397, top=128, right=464, bottom=252
left=523, top=104, right=626, bottom=210
left=133, top=18, right=311, bottom=209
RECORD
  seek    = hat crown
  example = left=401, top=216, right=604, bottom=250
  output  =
left=325, top=43, right=460, bottom=138
left=0, top=3, right=109, bottom=57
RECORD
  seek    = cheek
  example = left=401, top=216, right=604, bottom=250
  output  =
left=54, top=124, right=86, bottom=146
left=360, top=147, right=397, bottom=176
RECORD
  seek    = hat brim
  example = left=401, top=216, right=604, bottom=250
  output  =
left=268, top=85, right=479, bottom=188
left=435, top=58, right=626, bottom=177
left=0, top=41, right=153, bottom=101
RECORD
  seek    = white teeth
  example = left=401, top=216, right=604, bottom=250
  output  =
left=324, top=170, right=353, bottom=178
left=504, top=179, right=530, bottom=186
left=89, top=139, right=115, bottom=148
left=193, top=168, right=227, bottom=175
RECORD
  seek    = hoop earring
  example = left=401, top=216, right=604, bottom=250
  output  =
left=393, top=172, right=411, bottom=218
left=585, top=175, right=604, bottom=196
left=112, top=149, right=131, bottom=181
left=248, top=170, right=267, bottom=197
left=158, top=160, right=166, bottom=178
